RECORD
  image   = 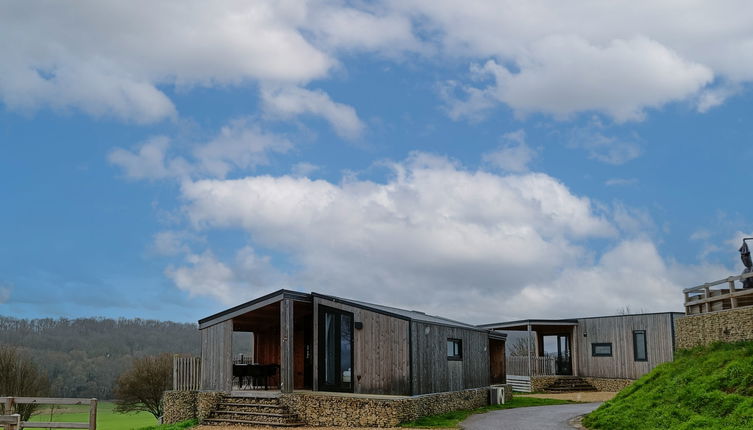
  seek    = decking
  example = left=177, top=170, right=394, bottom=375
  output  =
left=684, top=272, right=753, bottom=314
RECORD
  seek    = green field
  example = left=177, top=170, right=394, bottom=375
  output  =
left=27, top=401, right=159, bottom=430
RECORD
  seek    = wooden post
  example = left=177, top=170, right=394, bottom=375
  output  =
left=280, top=298, right=294, bottom=393
left=172, top=355, right=178, bottom=391
left=4, top=397, right=13, bottom=417
left=729, top=280, right=738, bottom=309
left=526, top=322, right=532, bottom=379
left=704, top=286, right=711, bottom=313
left=88, top=399, right=97, bottom=430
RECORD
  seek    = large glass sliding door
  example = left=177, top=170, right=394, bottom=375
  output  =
left=318, top=306, right=354, bottom=392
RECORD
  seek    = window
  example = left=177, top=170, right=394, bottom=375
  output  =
left=591, top=343, right=613, bottom=357
left=447, top=338, right=462, bottom=360
left=633, top=330, right=647, bottom=362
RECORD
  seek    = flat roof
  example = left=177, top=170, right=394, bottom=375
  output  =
left=479, top=311, right=684, bottom=331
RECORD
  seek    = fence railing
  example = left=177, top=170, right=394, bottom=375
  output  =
left=506, top=356, right=556, bottom=376
left=684, top=272, right=753, bottom=315
left=173, top=355, right=201, bottom=391
left=0, top=397, right=97, bottom=430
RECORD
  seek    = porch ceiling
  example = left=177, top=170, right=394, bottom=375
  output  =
left=478, top=319, right=578, bottom=332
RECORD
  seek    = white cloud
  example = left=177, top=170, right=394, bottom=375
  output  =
left=0, top=1, right=337, bottom=122
left=165, top=247, right=286, bottom=305
left=261, top=86, right=365, bottom=139
left=447, top=37, right=712, bottom=122
left=169, top=153, right=623, bottom=311
left=0, top=283, right=11, bottom=303
left=107, top=136, right=180, bottom=180
left=194, top=120, right=293, bottom=178
left=605, top=178, right=638, bottom=187
left=397, top=0, right=753, bottom=120
left=569, top=126, right=642, bottom=165
left=482, top=130, right=537, bottom=172
left=109, top=119, right=291, bottom=180
left=291, top=162, right=320, bottom=177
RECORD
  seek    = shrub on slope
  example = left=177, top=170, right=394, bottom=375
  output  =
left=584, top=341, right=753, bottom=430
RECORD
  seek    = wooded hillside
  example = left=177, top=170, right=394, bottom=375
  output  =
left=0, top=316, right=199, bottom=399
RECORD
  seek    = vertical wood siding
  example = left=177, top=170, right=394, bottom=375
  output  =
left=200, top=320, right=233, bottom=391
left=575, top=313, right=676, bottom=379
left=410, top=322, right=490, bottom=395
left=313, top=298, right=411, bottom=395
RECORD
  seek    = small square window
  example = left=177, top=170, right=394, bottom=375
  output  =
left=447, top=338, right=462, bottom=360
left=592, top=343, right=613, bottom=357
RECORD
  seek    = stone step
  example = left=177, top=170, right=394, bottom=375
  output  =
left=220, top=396, right=281, bottom=406
left=217, top=402, right=288, bottom=412
left=203, top=418, right=303, bottom=427
left=213, top=410, right=297, bottom=419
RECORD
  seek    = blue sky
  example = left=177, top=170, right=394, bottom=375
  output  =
left=1, top=1, right=752, bottom=324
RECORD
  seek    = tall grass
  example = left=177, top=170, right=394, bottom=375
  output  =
left=584, top=341, right=753, bottom=429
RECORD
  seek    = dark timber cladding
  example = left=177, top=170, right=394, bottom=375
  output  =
left=313, top=296, right=411, bottom=395
left=410, top=322, right=490, bottom=395
left=576, top=313, right=680, bottom=379
left=200, top=319, right=232, bottom=391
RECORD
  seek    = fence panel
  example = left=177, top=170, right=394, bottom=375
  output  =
left=173, top=355, right=202, bottom=391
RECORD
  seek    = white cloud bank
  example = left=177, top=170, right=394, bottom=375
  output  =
left=3, top=1, right=753, bottom=123
left=163, top=153, right=728, bottom=322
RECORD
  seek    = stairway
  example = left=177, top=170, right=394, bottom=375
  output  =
left=203, top=395, right=303, bottom=427
left=544, top=377, right=597, bottom=392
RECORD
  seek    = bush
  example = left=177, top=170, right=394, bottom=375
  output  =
left=114, top=353, right=172, bottom=419
left=0, top=346, right=50, bottom=420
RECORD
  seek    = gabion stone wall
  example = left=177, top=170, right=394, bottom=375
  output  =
left=531, top=376, right=633, bottom=392
left=163, top=390, right=223, bottom=425
left=676, top=307, right=753, bottom=349
left=281, top=387, right=492, bottom=427
left=583, top=378, right=634, bottom=392
left=162, top=390, right=197, bottom=424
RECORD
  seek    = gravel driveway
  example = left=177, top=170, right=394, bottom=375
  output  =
left=460, top=402, right=602, bottom=430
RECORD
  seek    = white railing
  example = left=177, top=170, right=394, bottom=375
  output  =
left=173, top=355, right=201, bottom=391
left=684, top=272, right=753, bottom=315
left=506, top=356, right=556, bottom=376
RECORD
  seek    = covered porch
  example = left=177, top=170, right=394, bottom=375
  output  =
left=199, top=290, right=313, bottom=393
left=480, top=319, right=579, bottom=378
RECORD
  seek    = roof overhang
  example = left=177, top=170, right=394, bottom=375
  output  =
left=198, top=289, right=312, bottom=330
left=478, top=319, right=579, bottom=331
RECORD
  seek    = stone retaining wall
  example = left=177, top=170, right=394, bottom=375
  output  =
left=164, top=387, right=509, bottom=427
left=163, top=390, right=223, bottom=424
left=676, top=307, right=753, bottom=349
left=583, top=378, right=633, bottom=392
left=530, top=376, right=633, bottom=392
left=282, top=387, right=502, bottom=427
left=531, top=376, right=558, bottom=392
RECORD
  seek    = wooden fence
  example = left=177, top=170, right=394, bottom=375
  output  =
left=506, top=356, right=556, bottom=376
left=684, top=272, right=753, bottom=314
left=0, top=397, right=97, bottom=430
left=173, top=355, right=201, bottom=391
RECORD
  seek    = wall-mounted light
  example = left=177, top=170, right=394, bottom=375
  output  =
left=354, top=321, right=364, bottom=330
left=583, top=331, right=588, bottom=338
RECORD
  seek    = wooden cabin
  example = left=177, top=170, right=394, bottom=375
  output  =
left=199, top=289, right=507, bottom=395
left=480, top=312, right=681, bottom=383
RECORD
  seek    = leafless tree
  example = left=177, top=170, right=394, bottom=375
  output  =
left=114, top=353, right=173, bottom=419
left=0, top=346, right=50, bottom=420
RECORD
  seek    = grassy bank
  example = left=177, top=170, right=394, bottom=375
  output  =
left=401, top=396, right=573, bottom=428
left=584, top=341, right=753, bottom=429
left=29, top=401, right=158, bottom=430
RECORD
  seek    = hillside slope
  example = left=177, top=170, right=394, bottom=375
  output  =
left=0, top=316, right=199, bottom=399
left=584, top=341, right=753, bottom=429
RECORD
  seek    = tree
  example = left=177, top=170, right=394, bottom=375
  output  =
left=0, top=346, right=50, bottom=420
left=114, top=353, right=172, bottom=419
left=508, top=333, right=536, bottom=357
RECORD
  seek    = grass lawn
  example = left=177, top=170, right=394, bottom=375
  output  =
left=28, top=401, right=158, bottom=430
left=400, top=396, right=575, bottom=428
left=584, top=341, right=753, bottom=429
